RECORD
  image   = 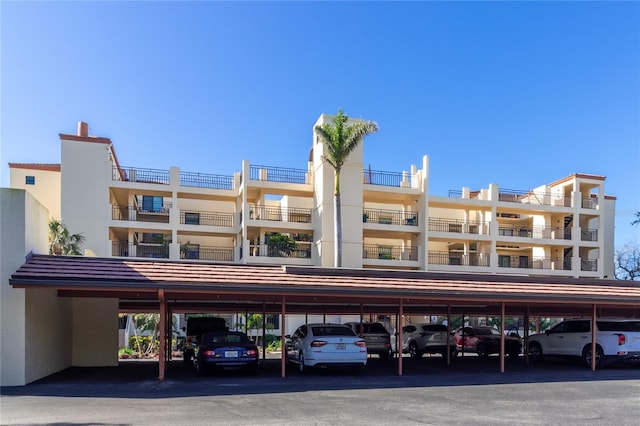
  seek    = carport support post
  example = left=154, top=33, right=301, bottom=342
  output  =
left=262, top=302, right=266, bottom=362
left=500, top=302, right=505, bottom=373
left=281, top=295, right=286, bottom=378
left=158, top=289, right=166, bottom=381
left=446, top=305, right=451, bottom=366
left=591, top=304, right=597, bottom=371
left=524, top=307, right=530, bottom=364
left=398, top=299, right=403, bottom=376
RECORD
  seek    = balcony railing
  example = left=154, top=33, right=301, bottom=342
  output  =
left=112, top=242, right=169, bottom=259
left=180, top=171, right=234, bottom=190
left=362, top=245, right=418, bottom=261
left=363, top=209, right=418, bottom=226
left=249, top=243, right=311, bottom=259
left=112, top=205, right=171, bottom=223
left=580, top=229, right=598, bottom=242
left=180, top=246, right=235, bottom=262
left=581, top=259, right=598, bottom=271
left=180, top=210, right=235, bottom=227
left=428, top=251, right=490, bottom=267
left=428, top=218, right=486, bottom=234
left=249, top=206, right=312, bottom=223
left=581, top=197, right=598, bottom=209
left=363, top=169, right=417, bottom=188
left=497, top=225, right=569, bottom=240
left=497, top=256, right=571, bottom=270
left=112, top=166, right=170, bottom=185
left=249, top=165, right=308, bottom=184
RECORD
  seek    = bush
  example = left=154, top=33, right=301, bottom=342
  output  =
left=129, top=335, right=158, bottom=355
left=266, top=337, right=282, bottom=352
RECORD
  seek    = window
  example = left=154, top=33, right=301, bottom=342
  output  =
left=499, top=255, right=511, bottom=267
left=141, top=195, right=163, bottom=212
left=184, top=212, right=200, bottom=225
left=25, top=176, right=35, bottom=185
left=182, top=243, right=200, bottom=260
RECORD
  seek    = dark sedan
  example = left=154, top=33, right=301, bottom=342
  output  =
left=453, top=326, right=522, bottom=358
left=194, top=331, right=259, bottom=375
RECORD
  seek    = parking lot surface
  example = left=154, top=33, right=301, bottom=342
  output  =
left=2, top=355, right=639, bottom=425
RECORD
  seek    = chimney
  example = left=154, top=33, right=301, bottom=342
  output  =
left=78, top=121, right=89, bottom=137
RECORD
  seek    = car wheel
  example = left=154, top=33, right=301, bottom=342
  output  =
left=409, top=342, right=422, bottom=359
left=298, top=352, right=307, bottom=373
left=529, top=342, right=543, bottom=362
left=379, top=351, right=390, bottom=361
left=476, top=342, right=489, bottom=358
left=582, top=345, right=604, bottom=369
left=508, top=349, right=520, bottom=358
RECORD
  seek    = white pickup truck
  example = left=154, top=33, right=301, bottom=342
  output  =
left=528, top=318, right=640, bottom=368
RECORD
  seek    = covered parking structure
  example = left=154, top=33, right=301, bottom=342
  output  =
left=10, top=254, right=640, bottom=381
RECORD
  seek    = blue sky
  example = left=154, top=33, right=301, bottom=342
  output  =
left=1, top=1, right=638, bottom=246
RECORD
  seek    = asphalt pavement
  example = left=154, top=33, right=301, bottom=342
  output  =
left=2, top=355, right=639, bottom=425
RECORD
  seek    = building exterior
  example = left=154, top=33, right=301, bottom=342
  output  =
left=3, top=116, right=618, bottom=385
left=9, top=117, right=616, bottom=278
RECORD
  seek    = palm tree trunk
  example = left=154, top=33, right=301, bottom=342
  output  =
left=334, top=171, right=342, bottom=268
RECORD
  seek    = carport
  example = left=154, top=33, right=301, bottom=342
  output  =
left=10, top=254, right=640, bottom=380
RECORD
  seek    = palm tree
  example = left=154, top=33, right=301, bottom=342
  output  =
left=48, top=219, right=85, bottom=255
left=315, top=109, right=378, bottom=267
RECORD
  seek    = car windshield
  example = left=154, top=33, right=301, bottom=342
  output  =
left=312, top=326, right=356, bottom=337
left=201, top=332, right=250, bottom=345
left=363, top=323, right=389, bottom=334
left=423, top=324, right=447, bottom=332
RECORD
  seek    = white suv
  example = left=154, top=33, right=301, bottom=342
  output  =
left=528, top=318, right=640, bottom=368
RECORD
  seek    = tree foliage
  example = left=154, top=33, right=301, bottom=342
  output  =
left=48, top=219, right=85, bottom=255
left=615, top=242, right=640, bottom=281
left=315, top=109, right=378, bottom=267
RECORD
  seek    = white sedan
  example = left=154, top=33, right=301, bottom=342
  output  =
left=286, top=323, right=368, bottom=373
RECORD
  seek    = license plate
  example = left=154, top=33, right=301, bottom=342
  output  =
left=337, top=343, right=346, bottom=350
left=225, top=351, right=239, bottom=358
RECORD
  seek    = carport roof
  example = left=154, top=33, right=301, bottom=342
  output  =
left=9, top=254, right=640, bottom=311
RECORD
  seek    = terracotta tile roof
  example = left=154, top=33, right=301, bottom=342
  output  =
left=10, top=255, right=640, bottom=307
left=8, top=163, right=61, bottom=172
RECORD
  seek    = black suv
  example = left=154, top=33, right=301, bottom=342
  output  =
left=344, top=322, right=393, bottom=360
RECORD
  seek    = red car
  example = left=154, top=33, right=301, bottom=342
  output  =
left=453, top=326, right=521, bottom=358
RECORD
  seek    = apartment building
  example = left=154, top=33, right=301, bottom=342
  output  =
left=9, top=117, right=615, bottom=280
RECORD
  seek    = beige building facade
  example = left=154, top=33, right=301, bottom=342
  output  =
left=2, top=116, right=617, bottom=385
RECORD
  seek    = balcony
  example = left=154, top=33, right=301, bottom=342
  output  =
left=497, top=225, right=569, bottom=240
left=363, top=169, right=417, bottom=188
left=180, top=245, right=235, bottom=262
left=363, top=245, right=418, bottom=261
left=581, top=258, right=598, bottom=271
left=499, top=189, right=571, bottom=207
left=428, top=218, right=485, bottom=234
left=180, top=171, right=234, bottom=190
left=249, top=165, right=309, bottom=184
left=112, top=205, right=171, bottom=223
left=363, top=209, right=418, bottom=226
left=112, top=242, right=169, bottom=259
left=497, top=256, right=571, bottom=270
left=428, top=251, right=490, bottom=267
left=249, top=242, right=311, bottom=259
left=180, top=210, right=235, bottom=227
left=580, top=229, right=598, bottom=242
left=112, top=166, right=169, bottom=185
left=249, top=205, right=312, bottom=223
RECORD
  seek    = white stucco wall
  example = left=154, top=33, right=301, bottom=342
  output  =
left=71, top=298, right=119, bottom=366
left=1, top=189, right=73, bottom=386
left=9, top=167, right=62, bottom=220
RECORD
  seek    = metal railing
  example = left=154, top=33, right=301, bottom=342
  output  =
left=363, top=169, right=417, bottom=188
left=428, top=218, right=485, bottom=234
left=580, top=229, right=598, bottom=242
left=112, top=166, right=170, bottom=185
left=112, top=205, right=170, bottom=223
left=249, top=165, right=308, bottom=184
left=249, top=206, right=312, bottom=223
left=581, top=259, right=598, bottom=271
left=112, top=242, right=169, bottom=259
left=497, top=225, right=569, bottom=239
left=362, top=245, right=418, bottom=261
left=180, top=210, right=235, bottom=227
left=180, top=171, right=234, bottom=190
left=249, top=243, right=312, bottom=259
left=363, top=209, right=418, bottom=226
left=581, top=197, right=598, bottom=209
left=428, top=251, right=490, bottom=267
left=497, top=256, right=571, bottom=270
left=180, top=246, right=234, bottom=262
